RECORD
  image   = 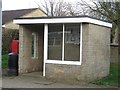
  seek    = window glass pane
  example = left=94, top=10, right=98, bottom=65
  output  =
left=48, top=24, right=63, bottom=60
left=31, top=33, right=34, bottom=57
left=31, top=32, right=38, bottom=59
left=64, top=24, right=80, bottom=61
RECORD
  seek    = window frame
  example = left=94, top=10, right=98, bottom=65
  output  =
left=45, top=23, right=83, bottom=65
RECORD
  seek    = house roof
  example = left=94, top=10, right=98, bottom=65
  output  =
left=14, top=16, right=112, bottom=28
left=2, top=8, right=41, bottom=25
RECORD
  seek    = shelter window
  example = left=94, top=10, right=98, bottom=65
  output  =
left=31, top=32, right=38, bottom=59
left=48, top=24, right=80, bottom=61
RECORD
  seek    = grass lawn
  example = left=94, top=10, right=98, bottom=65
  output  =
left=2, top=54, right=9, bottom=69
left=91, top=63, right=119, bottom=87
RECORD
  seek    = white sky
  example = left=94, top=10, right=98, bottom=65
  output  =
left=2, top=0, right=79, bottom=11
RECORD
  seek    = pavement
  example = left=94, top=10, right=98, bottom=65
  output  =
left=1, top=71, right=113, bottom=88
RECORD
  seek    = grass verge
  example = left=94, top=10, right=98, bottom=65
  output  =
left=91, top=64, right=119, bottom=87
left=2, top=54, right=9, bottom=69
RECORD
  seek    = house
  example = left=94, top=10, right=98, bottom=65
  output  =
left=2, top=8, right=47, bottom=30
left=14, top=16, right=112, bottom=81
left=2, top=8, right=47, bottom=54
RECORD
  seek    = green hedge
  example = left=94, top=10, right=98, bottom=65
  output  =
left=2, top=29, right=19, bottom=54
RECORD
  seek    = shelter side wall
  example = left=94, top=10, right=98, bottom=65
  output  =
left=19, top=25, right=44, bottom=74
left=81, top=24, right=110, bottom=81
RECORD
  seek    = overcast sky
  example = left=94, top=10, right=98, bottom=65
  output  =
left=2, top=0, right=79, bottom=11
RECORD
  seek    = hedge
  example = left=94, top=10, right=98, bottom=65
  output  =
left=2, top=28, right=19, bottom=54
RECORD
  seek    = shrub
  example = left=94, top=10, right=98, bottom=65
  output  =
left=2, top=29, right=19, bottom=54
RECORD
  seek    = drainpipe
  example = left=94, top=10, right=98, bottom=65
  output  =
left=0, top=0, right=2, bottom=77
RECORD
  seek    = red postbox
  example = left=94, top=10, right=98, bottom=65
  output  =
left=12, top=40, right=19, bottom=54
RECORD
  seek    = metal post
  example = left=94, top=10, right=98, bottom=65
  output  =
left=0, top=0, right=2, bottom=72
left=0, top=0, right=2, bottom=88
left=43, top=24, right=48, bottom=76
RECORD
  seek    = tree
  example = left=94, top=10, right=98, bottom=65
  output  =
left=36, top=0, right=119, bottom=43
left=36, top=0, right=83, bottom=16
left=35, top=0, right=65, bottom=16
left=77, top=0, right=120, bottom=44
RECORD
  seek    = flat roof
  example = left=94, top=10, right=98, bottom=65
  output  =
left=14, top=16, right=112, bottom=28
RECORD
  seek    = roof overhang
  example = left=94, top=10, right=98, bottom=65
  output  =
left=13, top=16, right=112, bottom=28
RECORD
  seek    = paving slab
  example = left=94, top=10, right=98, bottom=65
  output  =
left=2, top=72, right=112, bottom=88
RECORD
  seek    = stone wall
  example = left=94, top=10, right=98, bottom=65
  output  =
left=46, top=23, right=111, bottom=82
left=19, top=24, right=44, bottom=74
left=110, top=44, right=118, bottom=64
